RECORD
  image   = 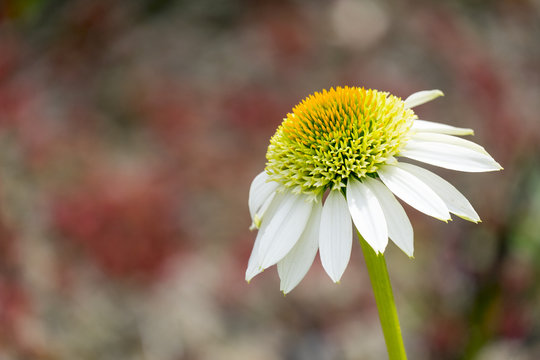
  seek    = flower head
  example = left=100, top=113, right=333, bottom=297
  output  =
left=247, top=87, right=501, bottom=293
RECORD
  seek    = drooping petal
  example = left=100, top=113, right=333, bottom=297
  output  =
left=397, top=163, right=480, bottom=223
left=278, top=201, right=322, bottom=294
left=319, top=190, right=352, bottom=283
left=399, top=137, right=502, bottom=172
left=411, top=119, right=474, bottom=136
left=346, top=178, right=388, bottom=254
left=378, top=164, right=451, bottom=221
left=363, top=177, right=414, bottom=257
left=257, top=191, right=314, bottom=269
left=250, top=192, right=275, bottom=230
left=404, top=89, right=444, bottom=109
left=248, top=171, right=280, bottom=220
left=245, top=229, right=265, bottom=282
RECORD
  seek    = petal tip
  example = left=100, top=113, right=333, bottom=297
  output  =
left=401, top=245, right=414, bottom=258
left=457, top=214, right=481, bottom=223
left=404, top=89, right=445, bottom=108
left=326, top=272, right=343, bottom=284
left=245, top=267, right=264, bottom=283
left=439, top=212, right=452, bottom=222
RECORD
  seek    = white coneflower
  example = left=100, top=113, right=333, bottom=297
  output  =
left=246, top=87, right=501, bottom=294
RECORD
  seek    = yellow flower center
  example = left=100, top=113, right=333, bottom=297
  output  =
left=266, top=86, right=416, bottom=196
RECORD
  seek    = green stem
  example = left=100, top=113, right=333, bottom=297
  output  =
left=359, top=233, right=408, bottom=360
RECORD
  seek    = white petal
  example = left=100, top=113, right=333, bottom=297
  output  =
left=278, top=201, right=322, bottom=294
left=409, top=133, right=489, bottom=154
left=399, top=138, right=502, bottom=172
left=411, top=119, right=474, bottom=136
left=378, top=165, right=451, bottom=221
left=248, top=171, right=279, bottom=220
left=319, top=190, right=352, bottom=283
left=363, top=177, right=414, bottom=257
left=397, top=163, right=480, bottom=223
left=404, top=89, right=444, bottom=109
left=346, top=178, right=388, bottom=254
left=257, top=191, right=314, bottom=269
left=245, top=229, right=264, bottom=282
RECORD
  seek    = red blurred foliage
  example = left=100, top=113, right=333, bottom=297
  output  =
left=0, top=81, right=45, bottom=150
left=220, top=85, right=286, bottom=132
left=52, top=169, right=186, bottom=282
left=0, top=31, right=21, bottom=82
left=498, top=260, right=534, bottom=338
left=499, top=303, right=527, bottom=339
left=0, top=218, right=30, bottom=351
left=45, top=1, right=132, bottom=83
left=426, top=314, right=467, bottom=359
left=246, top=0, right=315, bottom=68
left=131, top=79, right=201, bottom=148
left=412, top=6, right=519, bottom=160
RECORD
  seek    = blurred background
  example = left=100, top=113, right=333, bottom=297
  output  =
left=0, top=0, right=539, bottom=359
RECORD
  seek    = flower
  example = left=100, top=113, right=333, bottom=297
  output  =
left=246, top=87, right=501, bottom=293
